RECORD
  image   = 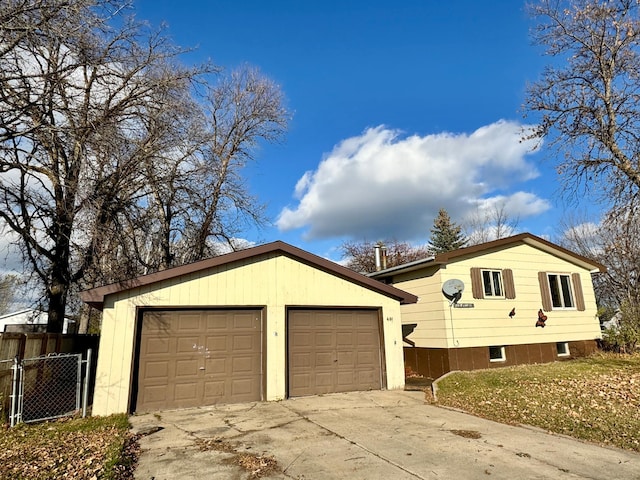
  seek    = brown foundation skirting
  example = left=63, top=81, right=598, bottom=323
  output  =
left=404, top=340, right=598, bottom=380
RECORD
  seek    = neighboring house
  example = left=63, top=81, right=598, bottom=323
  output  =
left=368, top=233, right=605, bottom=379
left=0, top=309, right=76, bottom=334
left=81, top=241, right=417, bottom=416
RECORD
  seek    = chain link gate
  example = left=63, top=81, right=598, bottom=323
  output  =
left=10, top=350, right=92, bottom=427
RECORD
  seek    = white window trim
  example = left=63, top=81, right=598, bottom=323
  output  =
left=481, top=269, right=505, bottom=299
left=547, top=273, right=576, bottom=310
left=556, top=342, right=570, bottom=357
left=489, top=346, right=506, bottom=362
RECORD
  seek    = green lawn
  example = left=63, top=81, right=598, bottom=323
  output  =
left=0, top=414, right=136, bottom=480
left=432, top=352, right=640, bottom=451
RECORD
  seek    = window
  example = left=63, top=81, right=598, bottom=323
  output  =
left=489, top=346, right=506, bottom=362
left=538, top=272, right=586, bottom=312
left=556, top=342, right=570, bottom=357
left=548, top=273, right=574, bottom=308
left=482, top=269, right=503, bottom=297
left=471, top=268, right=516, bottom=299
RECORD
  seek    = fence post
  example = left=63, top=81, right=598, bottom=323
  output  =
left=10, top=357, right=19, bottom=427
left=82, top=349, right=92, bottom=418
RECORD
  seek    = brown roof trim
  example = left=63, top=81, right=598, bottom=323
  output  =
left=80, top=240, right=418, bottom=310
left=372, top=233, right=606, bottom=279
left=434, top=233, right=606, bottom=272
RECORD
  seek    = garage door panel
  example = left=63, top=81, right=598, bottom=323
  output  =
left=232, top=356, right=259, bottom=374
left=232, top=314, right=256, bottom=329
left=205, top=315, right=228, bottom=329
left=337, top=351, right=354, bottom=364
left=291, top=352, right=310, bottom=367
left=314, top=314, right=333, bottom=327
left=142, top=385, right=169, bottom=404
left=144, top=361, right=169, bottom=379
left=336, top=372, right=354, bottom=386
left=315, top=352, right=334, bottom=367
left=206, top=335, right=228, bottom=351
left=137, top=309, right=262, bottom=412
left=336, top=332, right=353, bottom=345
left=315, top=332, right=334, bottom=347
left=292, top=332, right=311, bottom=347
left=358, top=329, right=377, bottom=341
left=203, top=381, right=226, bottom=402
left=175, top=359, right=199, bottom=376
left=177, top=314, right=200, bottom=331
left=174, top=383, right=199, bottom=401
left=288, top=309, right=382, bottom=398
left=314, top=372, right=333, bottom=387
left=177, top=337, right=199, bottom=353
left=205, top=358, right=226, bottom=374
left=232, top=378, right=257, bottom=395
left=232, top=334, right=257, bottom=350
left=145, top=338, right=170, bottom=354
left=357, top=350, right=377, bottom=364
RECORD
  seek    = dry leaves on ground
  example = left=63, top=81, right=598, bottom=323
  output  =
left=0, top=415, right=137, bottom=480
left=433, top=353, right=640, bottom=451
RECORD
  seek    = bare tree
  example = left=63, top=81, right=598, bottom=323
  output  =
left=558, top=206, right=640, bottom=348
left=0, top=1, right=201, bottom=332
left=465, top=201, right=519, bottom=246
left=525, top=0, right=640, bottom=204
left=0, top=1, right=289, bottom=332
left=341, top=239, right=431, bottom=274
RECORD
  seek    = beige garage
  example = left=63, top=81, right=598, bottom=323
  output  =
left=82, top=241, right=417, bottom=415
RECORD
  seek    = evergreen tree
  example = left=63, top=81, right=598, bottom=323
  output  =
left=429, top=208, right=467, bottom=254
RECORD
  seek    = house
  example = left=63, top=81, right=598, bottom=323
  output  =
left=368, top=233, right=605, bottom=379
left=80, top=241, right=417, bottom=416
left=0, top=309, right=77, bottom=334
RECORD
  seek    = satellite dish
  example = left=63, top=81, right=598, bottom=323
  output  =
left=442, top=279, right=465, bottom=304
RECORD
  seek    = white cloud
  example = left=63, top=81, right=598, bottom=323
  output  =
left=276, top=120, right=549, bottom=240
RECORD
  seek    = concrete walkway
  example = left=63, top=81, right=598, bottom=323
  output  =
left=130, top=390, right=640, bottom=479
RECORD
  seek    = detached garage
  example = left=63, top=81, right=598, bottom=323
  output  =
left=81, top=241, right=417, bottom=415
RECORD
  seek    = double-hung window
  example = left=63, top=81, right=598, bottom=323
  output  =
left=548, top=274, right=574, bottom=308
left=538, top=272, right=585, bottom=311
left=482, top=270, right=503, bottom=297
left=470, top=268, right=515, bottom=299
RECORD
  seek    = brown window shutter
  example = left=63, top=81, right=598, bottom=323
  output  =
left=470, top=268, right=484, bottom=299
left=538, top=272, right=552, bottom=311
left=503, top=269, right=516, bottom=299
left=572, top=273, right=586, bottom=311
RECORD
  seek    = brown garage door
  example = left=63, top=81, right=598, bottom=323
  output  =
left=136, top=309, right=262, bottom=412
left=288, top=309, right=382, bottom=397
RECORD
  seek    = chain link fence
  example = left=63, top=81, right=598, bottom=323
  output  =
left=9, top=350, right=92, bottom=426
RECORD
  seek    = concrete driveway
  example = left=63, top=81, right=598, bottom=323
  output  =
left=130, top=390, right=640, bottom=480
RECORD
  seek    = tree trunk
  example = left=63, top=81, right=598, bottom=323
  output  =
left=47, top=277, right=67, bottom=333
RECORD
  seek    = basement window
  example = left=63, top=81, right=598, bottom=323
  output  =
left=556, top=342, right=570, bottom=357
left=489, top=346, right=506, bottom=362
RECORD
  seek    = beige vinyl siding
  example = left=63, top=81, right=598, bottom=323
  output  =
left=391, top=267, right=449, bottom=348
left=391, top=243, right=601, bottom=349
left=93, top=252, right=405, bottom=416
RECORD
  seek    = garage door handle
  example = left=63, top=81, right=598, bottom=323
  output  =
left=199, top=367, right=205, bottom=370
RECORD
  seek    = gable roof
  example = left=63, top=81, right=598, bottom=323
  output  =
left=369, top=233, right=606, bottom=280
left=81, top=240, right=418, bottom=310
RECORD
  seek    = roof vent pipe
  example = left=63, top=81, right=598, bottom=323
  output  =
left=374, top=243, right=382, bottom=271
left=381, top=245, right=387, bottom=270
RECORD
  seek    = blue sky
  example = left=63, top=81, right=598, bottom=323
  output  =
left=0, top=1, right=602, bottom=273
